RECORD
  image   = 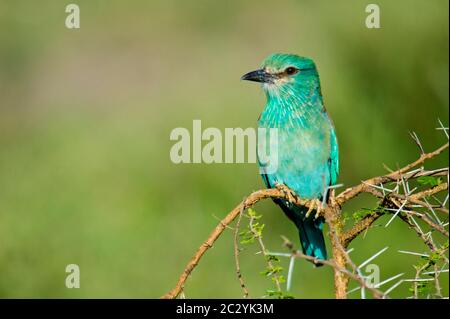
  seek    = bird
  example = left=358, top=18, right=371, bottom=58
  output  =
left=241, top=53, right=339, bottom=263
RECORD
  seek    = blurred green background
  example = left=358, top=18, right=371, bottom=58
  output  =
left=0, top=0, right=448, bottom=298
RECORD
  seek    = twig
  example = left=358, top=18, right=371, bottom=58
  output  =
left=342, top=211, right=385, bottom=247
left=336, top=142, right=449, bottom=205
left=233, top=205, right=249, bottom=298
left=433, top=264, right=443, bottom=298
left=248, top=216, right=282, bottom=293
left=399, top=214, right=437, bottom=251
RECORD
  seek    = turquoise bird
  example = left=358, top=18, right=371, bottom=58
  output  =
left=242, top=53, right=339, bottom=261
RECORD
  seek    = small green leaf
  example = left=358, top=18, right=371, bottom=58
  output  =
left=352, top=209, right=371, bottom=222
left=265, top=289, right=294, bottom=299
left=417, top=176, right=442, bottom=187
left=266, top=255, right=280, bottom=262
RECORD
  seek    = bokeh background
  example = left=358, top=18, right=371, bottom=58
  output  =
left=0, top=0, right=448, bottom=298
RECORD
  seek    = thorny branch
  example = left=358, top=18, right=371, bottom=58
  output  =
left=281, top=236, right=385, bottom=299
left=335, top=142, right=449, bottom=205
left=162, top=133, right=449, bottom=299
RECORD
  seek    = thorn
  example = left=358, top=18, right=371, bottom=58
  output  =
left=358, top=246, right=389, bottom=269
left=409, top=131, right=425, bottom=154
left=398, top=250, right=429, bottom=257
left=375, top=273, right=404, bottom=288
left=385, top=201, right=407, bottom=227
left=384, top=280, right=404, bottom=295
left=286, top=256, right=296, bottom=291
left=436, top=118, right=449, bottom=139
left=383, top=163, right=395, bottom=173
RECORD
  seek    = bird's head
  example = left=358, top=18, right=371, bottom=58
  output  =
left=241, top=53, right=319, bottom=99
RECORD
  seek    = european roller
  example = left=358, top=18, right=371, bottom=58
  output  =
left=241, top=53, right=339, bottom=262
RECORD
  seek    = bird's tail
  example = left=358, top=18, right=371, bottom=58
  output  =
left=273, top=199, right=327, bottom=265
left=296, top=217, right=327, bottom=263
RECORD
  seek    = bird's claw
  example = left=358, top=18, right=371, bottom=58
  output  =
left=314, top=203, right=324, bottom=220
left=275, top=183, right=297, bottom=204
left=305, top=199, right=324, bottom=219
left=275, top=184, right=324, bottom=219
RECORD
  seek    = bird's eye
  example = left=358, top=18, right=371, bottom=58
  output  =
left=285, top=67, right=299, bottom=75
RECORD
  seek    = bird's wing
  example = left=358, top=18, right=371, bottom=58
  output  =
left=329, top=127, right=339, bottom=185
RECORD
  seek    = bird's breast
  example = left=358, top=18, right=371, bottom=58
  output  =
left=257, top=112, right=333, bottom=198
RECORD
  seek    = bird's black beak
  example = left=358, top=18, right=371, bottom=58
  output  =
left=241, top=69, right=274, bottom=83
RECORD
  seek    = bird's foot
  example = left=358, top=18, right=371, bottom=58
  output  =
left=314, top=201, right=325, bottom=220
left=305, top=199, right=324, bottom=219
left=275, top=183, right=297, bottom=204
